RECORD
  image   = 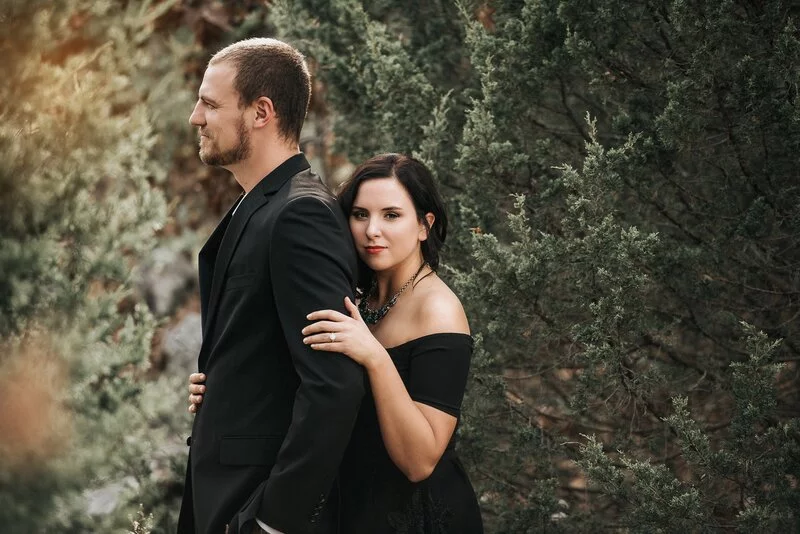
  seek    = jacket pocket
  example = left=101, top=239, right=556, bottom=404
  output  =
left=220, top=435, right=283, bottom=466
left=224, top=273, right=255, bottom=291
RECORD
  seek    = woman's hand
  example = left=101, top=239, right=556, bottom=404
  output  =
left=302, top=296, right=387, bottom=369
left=188, top=372, right=206, bottom=413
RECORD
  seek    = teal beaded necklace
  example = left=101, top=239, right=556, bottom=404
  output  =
left=359, top=264, right=427, bottom=324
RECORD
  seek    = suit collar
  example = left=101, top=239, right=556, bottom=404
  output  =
left=250, top=153, right=310, bottom=198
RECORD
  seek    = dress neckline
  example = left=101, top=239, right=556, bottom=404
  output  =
left=384, top=332, right=473, bottom=351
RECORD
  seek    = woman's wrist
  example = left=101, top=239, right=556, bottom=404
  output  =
left=364, top=343, right=391, bottom=373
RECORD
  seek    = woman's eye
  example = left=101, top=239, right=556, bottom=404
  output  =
left=351, top=211, right=367, bottom=219
left=385, top=212, right=399, bottom=219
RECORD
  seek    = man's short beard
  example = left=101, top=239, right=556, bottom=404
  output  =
left=200, top=116, right=251, bottom=167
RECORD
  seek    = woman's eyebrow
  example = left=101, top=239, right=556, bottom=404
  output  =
left=351, top=205, right=404, bottom=211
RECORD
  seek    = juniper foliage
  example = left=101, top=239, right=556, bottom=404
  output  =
left=0, top=1, right=190, bottom=531
left=271, top=0, right=800, bottom=530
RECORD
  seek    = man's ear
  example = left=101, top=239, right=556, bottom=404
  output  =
left=419, top=212, right=435, bottom=241
left=253, top=96, right=275, bottom=128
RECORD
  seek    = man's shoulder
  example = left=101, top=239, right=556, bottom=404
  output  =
left=251, top=170, right=338, bottom=224
left=268, top=175, right=349, bottom=235
left=284, top=169, right=336, bottom=203
left=273, top=171, right=346, bottom=223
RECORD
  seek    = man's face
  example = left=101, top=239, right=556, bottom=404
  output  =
left=189, top=62, right=252, bottom=167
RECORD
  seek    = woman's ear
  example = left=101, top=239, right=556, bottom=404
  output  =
left=419, top=212, right=435, bottom=241
left=253, top=96, right=275, bottom=128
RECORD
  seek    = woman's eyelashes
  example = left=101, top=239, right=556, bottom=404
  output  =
left=351, top=209, right=400, bottom=220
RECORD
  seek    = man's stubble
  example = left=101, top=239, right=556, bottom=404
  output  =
left=200, top=115, right=252, bottom=167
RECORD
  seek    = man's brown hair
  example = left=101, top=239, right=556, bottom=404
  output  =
left=210, top=38, right=311, bottom=144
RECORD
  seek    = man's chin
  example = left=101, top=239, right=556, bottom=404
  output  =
left=199, top=151, right=221, bottom=166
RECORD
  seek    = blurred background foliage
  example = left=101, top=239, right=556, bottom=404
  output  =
left=0, top=0, right=798, bottom=532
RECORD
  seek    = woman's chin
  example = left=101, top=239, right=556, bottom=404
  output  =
left=359, top=255, right=391, bottom=272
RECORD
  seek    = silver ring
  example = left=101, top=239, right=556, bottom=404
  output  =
left=329, top=333, right=336, bottom=342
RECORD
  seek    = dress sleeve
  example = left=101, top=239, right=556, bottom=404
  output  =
left=407, top=334, right=473, bottom=417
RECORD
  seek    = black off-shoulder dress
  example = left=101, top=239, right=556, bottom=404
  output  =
left=338, top=333, right=484, bottom=533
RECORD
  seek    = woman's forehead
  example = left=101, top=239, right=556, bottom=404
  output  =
left=354, top=177, right=414, bottom=207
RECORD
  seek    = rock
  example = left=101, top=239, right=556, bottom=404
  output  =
left=161, top=312, right=203, bottom=376
left=84, top=476, right=139, bottom=516
left=149, top=440, right=188, bottom=484
left=134, top=246, right=196, bottom=317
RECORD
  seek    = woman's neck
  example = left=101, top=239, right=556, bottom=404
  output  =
left=372, top=255, right=428, bottom=306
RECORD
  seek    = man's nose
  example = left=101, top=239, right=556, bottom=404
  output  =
left=189, top=102, right=204, bottom=126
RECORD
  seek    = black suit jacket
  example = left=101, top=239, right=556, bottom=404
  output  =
left=177, top=154, right=364, bottom=534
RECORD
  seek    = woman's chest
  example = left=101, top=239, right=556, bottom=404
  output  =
left=368, top=303, right=421, bottom=350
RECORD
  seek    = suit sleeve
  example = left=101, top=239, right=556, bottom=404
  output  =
left=256, top=196, right=364, bottom=533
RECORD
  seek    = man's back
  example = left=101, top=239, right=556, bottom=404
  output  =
left=180, top=157, right=364, bottom=534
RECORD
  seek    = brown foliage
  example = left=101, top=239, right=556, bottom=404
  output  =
left=0, top=333, right=72, bottom=472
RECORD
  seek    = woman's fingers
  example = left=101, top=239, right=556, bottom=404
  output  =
left=306, top=309, right=348, bottom=322
left=301, top=320, right=343, bottom=335
left=188, top=375, right=205, bottom=414
left=308, top=340, right=342, bottom=351
left=344, top=297, right=362, bottom=320
left=303, top=332, right=344, bottom=345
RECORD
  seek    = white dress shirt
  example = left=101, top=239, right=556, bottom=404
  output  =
left=255, top=518, right=283, bottom=533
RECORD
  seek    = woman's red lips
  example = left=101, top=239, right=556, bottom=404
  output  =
left=365, top=246, right=385, bottom=254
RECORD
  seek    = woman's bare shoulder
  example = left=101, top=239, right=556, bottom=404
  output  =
left=409, top=276, right=470, bottom=336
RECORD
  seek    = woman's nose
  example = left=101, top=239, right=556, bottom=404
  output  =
left=366, top=218, right=381, bottom=237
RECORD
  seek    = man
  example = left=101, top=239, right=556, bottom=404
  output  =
left=177, top=38, right=364, bottom=534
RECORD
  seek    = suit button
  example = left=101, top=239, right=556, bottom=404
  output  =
left=186, top=436, right=192, bottom=446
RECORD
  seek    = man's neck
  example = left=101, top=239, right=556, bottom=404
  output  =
left=229, top=145, right=301, bottom=193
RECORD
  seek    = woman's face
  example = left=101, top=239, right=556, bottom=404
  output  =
left=349, top=177, right=431, bottom=273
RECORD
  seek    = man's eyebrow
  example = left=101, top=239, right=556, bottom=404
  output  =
left=199, top=94, right=219, bottom=106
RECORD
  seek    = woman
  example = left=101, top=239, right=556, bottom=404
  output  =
left=189, top=154, right=483, bottom=533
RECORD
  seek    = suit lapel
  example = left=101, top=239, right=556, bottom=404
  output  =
left=201, top=192, right=270, bottom=342
left=198, top=196, right=241, bottom=335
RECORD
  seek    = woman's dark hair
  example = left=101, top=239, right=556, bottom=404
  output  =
left=337, top=153, right=448, bottom=295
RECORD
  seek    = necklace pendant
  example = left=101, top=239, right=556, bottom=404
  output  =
left=357, top=263, right=428, bottom=325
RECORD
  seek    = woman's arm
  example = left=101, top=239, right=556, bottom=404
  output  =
left=365, top=349, right=457, bottom=481
left=303, top=296, right=467, bottom=482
